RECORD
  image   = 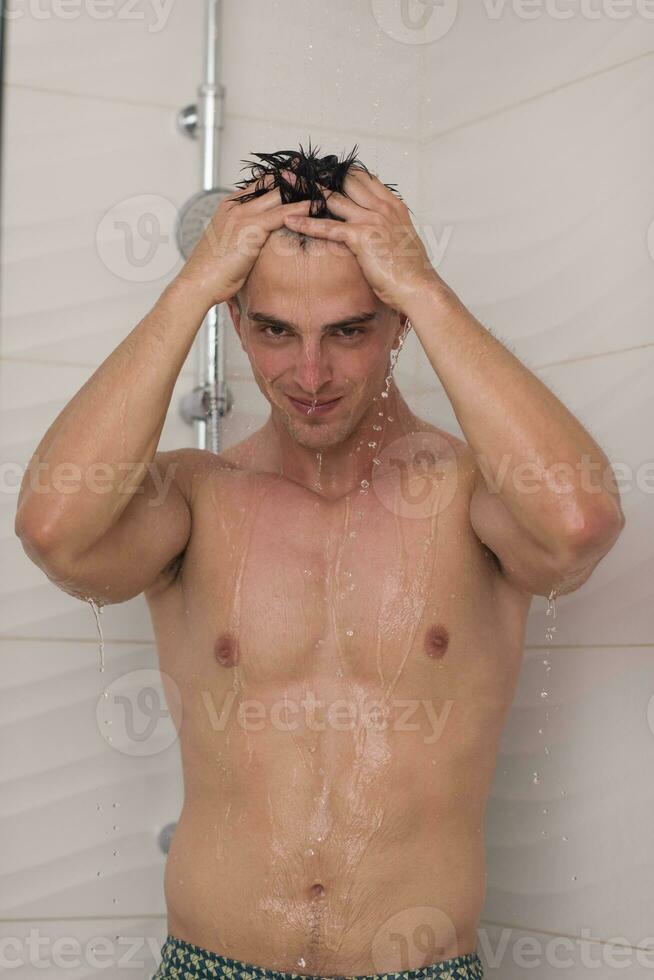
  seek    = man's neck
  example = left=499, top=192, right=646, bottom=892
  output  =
left=262, top=383, right=419, bottom=500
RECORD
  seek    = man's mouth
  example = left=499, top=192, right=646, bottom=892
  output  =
left=287, top=395, right=342, bottom=416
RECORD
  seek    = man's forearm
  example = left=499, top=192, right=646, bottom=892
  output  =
left=15, top=277, right=211, bottom=552
left=404, top=281, right=624, bottom=549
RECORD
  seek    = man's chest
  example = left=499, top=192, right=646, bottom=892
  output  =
left=148, top=469, right=523, bottom=699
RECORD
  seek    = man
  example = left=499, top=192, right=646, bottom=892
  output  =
left=15, top=145, right=624, bottom=980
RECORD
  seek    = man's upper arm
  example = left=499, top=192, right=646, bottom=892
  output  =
left=19, top=448, right=199, bottom=605
left=466, top=447, right=607, bottom=597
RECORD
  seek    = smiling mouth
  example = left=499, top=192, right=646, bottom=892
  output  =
left=287, top=395, right=342, bottom=415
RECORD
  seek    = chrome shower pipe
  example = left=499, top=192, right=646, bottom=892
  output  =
left=195, top=0, right=226, bottom=452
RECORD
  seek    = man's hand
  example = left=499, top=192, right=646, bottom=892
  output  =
left=173, top=172, right=314, bottom=310
left=283, top=166, right=445, bottom=315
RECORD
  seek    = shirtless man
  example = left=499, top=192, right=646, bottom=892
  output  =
left=15, top=148, right=625, bottom=980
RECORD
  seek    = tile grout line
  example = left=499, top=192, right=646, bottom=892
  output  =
left=420, top=48, right=654, bottom=144
left=2, top=83, right=421, bottom=147
left=6, top=48, right=654, bottom=144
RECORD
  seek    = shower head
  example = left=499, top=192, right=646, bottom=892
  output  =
left=176, top=187, right=233, bottom=259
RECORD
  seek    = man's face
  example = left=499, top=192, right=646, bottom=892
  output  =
left=227, top=229, right=406, bottom=451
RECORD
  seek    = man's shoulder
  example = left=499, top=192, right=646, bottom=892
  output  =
left=409, top=419, right=474, bottom=467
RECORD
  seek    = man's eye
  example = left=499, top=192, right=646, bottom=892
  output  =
left=261, top=325, right=363, bottom=339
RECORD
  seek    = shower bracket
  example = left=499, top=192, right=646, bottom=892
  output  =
left=180, top=380, right=233, bottom=427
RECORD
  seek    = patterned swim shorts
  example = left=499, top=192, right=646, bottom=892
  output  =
left=152, top=934, right=485, bottom=980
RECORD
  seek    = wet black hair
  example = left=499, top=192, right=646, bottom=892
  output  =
left=232, top=138, right=408, bottom=244
left=231, top=140, right=409, bottom=311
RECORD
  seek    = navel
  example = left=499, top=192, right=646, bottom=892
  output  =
left=214, top=632, right=239, bottom=668
left=424, top=623, right=449, bottom=659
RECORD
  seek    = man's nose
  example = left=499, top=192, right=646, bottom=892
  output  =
left=294, top=341, right=332, bottom=392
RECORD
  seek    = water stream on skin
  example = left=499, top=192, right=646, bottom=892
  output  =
left=86, top=597, right=106, bottom=672
left=305, top=310, right=424, bottom=960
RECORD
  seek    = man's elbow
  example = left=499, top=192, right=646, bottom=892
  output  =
left=553, top=500, right=625, bottom=593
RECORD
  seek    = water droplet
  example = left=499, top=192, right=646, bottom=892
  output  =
left=540, top=691, right=549, bottom=699
left=346, top=629, right=354, bottom=637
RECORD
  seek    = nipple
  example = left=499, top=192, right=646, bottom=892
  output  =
left=214, top=632, right=239, bottom=668
left=424, top=624, right=449, bottom=659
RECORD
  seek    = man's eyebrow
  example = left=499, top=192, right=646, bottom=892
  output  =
left=247, top=310, right=378, bottom=331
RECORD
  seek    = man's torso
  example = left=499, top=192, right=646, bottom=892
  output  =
left=144, top=424, right=533, bottom=975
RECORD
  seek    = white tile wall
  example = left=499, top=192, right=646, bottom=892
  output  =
left=1, top=0, right=652, bottom=975
left=0, top=917, right=168, bottom=979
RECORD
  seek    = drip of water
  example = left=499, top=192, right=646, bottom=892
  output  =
left=86, top=597, right=105, bottom=672
left=545, top=587, right=557, bottom=641
left=381, top=320, right=412, bottom=398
